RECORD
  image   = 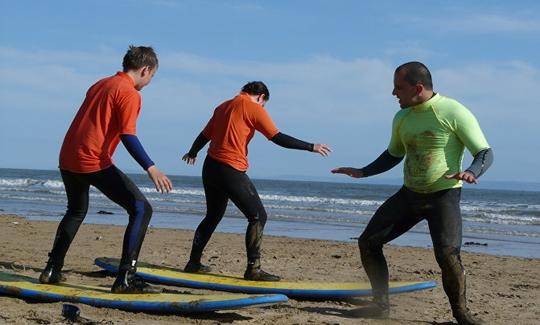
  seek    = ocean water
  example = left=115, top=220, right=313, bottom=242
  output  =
left=0, top=168, right=538, bottom=258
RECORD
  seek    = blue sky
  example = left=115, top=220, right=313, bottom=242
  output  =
left=1, top=0, right=539, bottom=184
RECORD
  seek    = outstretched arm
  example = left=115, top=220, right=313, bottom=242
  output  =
left=182, top=132, right=210, bottom=165
left=445, top=148, right=494, bottom=184
left=121, top=134, right=172, bottom=193
left=332, top=150, right=403, bottom=178
left=270, top=132, right=331, bottom=156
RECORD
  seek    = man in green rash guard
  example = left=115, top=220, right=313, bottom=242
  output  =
left=332, top=61, right=493, bottom=325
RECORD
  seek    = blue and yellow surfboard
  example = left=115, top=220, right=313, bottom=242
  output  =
left=0, top=271, right=287, bottom=313
left=95, top=257, right=436, bottom=299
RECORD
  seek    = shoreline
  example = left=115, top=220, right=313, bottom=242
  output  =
left=1, top=214, right=539, bottom=324
left=22, top=212, right=540, bottom=259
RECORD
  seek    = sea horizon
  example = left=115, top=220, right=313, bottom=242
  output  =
left=1, top=167, right=539, bottom=259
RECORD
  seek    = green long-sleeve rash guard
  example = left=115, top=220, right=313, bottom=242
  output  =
left=388, top=93, right=490, bottom=193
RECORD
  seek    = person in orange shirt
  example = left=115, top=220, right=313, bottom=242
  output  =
left=181, top=81, right=331, bottom=281
left=39, top=46, right=173, bottom=294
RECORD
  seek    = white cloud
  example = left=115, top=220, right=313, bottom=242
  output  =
left=0, top=47, right=117, bottom=114
left=160, top=52, right=395, bottom=117
left=3, top=46, right=538, bottom=132
left=436, top=61, right=540, bottom=113
left=2, top=46, right=538, bottom=127
left=1, top=46, right=540, bottom=181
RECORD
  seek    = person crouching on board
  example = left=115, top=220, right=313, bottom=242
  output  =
left=181, top=81, right=331, bottom=281
left=39, top=45, right=172, bottom=294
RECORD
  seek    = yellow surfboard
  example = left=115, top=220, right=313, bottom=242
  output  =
left=0, top=271, right=287, bottom=313
left=96, top=257, right=436, bottom=299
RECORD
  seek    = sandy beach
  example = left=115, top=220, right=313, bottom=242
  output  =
left=0, top=213, right=538, bottom=324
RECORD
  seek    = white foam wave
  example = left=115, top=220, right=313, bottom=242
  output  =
left=464, top=212, right=540, bottom=225
left=463, top=227, right=540, bottom=238
left=0, top=177, right=64, bottom=189
left=263, top=203, right=371, bottom=215
left=2, top=177, right=538, bottom=229
left=0, top=178, right=39, bottom=186
left=43, top=180, right=64, bottom=189
left=0, top=194, right=64, bottom=203
left=260, top=194, right=381, bottom=206
left=139, top=186, right=205, bottom=196
left=267, top=213, right=369, bottom=225
left=462, top=201, right=540, bottom=211
left=138, top=185, right=382, bottom=207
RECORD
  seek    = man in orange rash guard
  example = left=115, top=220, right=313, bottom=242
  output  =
left=39, top=46, right=172, bottom=294
left=182, top=81, right=331, bottom=281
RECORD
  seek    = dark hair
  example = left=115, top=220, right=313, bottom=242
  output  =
left=122, top=45, right=158, bottom=72
left=395, top=61, right=433, bottom=90
left=241, top=81, right=270, bottom=101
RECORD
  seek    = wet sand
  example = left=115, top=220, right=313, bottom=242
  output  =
left=0, top=214, right=538, bottom=324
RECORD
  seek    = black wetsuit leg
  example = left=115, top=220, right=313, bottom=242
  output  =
left=49, top=166, right=152, bottom=272
left=423, top=188, right=468, bottom=316
left=89, top=166, right=152, bottom=271
left=358, top=186, right=424, bottom=299
left=189, top=156, right=268, bottom=264
left=224, top=170, right=267, bottom=264
left=358, top=186, right=464, bottom=307
left=188, top=157, right=229, bottom=263
left=48, top=170, right=91, bottom=267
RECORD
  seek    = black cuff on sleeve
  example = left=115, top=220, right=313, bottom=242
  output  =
left=270, top=132, right=314, bottom=151
left=465, top=148, right=493, bottom=178
left=361, top=150, right=403, bottom=177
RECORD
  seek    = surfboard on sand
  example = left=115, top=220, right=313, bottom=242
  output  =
left=0, top=271, right=288, bottom=313
left=95, top=257, right=437, bottom=299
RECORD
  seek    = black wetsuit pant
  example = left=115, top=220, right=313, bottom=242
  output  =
left=188, top=156, right=268, bottom=265
left=359, top=186, right=468, bottom=312
left=48, top=165, right=152, bottom=272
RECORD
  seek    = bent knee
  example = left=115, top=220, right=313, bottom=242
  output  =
left=130, top=200, right=152, bottom=219
left=434, top=246, right=462, bottom=269
left=358, top=225, right=394, bottom=253
left=66, top=207, right=89, bottom=218
left=358, top=236, right=382, bottom=255
left=247, top=211, right=267, bottom=223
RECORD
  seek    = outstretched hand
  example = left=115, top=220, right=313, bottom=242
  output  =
left=331, top=167, right=364, bottom=178
left=313, top=144, right=332, bottom=157
left=147, top=165, right=173, bottom=193
left=444, top=171, right=477, bottom=184
left=182, top=153, right=197, bottom=165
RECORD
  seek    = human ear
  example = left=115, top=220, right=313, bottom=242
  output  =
left=140, top=66, right=151, bottom=77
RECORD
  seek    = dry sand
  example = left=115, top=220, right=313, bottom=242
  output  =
left=0, top=214, right=538, bottom=324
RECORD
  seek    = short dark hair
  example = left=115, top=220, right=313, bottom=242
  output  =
left=122, top=45, right=158, bottom=72
left=241, top=81, right=270, bottom=101
left=395, top=61, right=433, bottom=90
